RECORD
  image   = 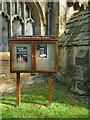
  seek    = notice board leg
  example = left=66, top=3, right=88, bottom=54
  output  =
left=16, top=73, right=20, bottom=107
left=48, top=73, right=52, bottom=104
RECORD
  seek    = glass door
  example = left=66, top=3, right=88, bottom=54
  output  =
left=35, top=42, right=56, bottom=71
left=11, top=42, right=32, bottom=72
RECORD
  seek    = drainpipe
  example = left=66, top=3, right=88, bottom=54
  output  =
left=47, top=2, right=52, bottom=35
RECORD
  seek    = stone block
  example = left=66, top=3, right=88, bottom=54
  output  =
left=0, top=52, right=10, bottom=61
left=10, top=73, right=16, bottom=79
left=54, top=72, right=72, bottom=87
left=2, top=61, right=10, bottom=67
left=2, top=67, right=10, bottom=74
left=0, top=74, right=7, bottom=81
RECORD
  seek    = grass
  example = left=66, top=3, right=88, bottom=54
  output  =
left=1, top=82, right=89, bottom=119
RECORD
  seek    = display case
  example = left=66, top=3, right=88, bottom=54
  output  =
left=10, top=36, right=58, bottom=73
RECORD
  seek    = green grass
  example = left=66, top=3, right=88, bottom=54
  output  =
left=1, top=83, right=89, bottom=119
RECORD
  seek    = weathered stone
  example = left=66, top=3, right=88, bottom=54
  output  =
left=2, top=61, right=10, bottom=66
left=0, top=52, right=10, bottom=61
left=58, top=8, right=90, bottom=95
left=2, top=68, right=10, bottom=74
left=0, top=1, right=89, bottom=96
left=54, top=72, right=72, bottom=87
left=0, top=74, right=7, bottom=81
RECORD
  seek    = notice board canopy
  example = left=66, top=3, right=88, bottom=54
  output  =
left=10, top=36, right=58, bottom=73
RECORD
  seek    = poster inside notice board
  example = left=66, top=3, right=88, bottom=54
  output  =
left=16, top=46, right=28, bottom=63
left=36, top=44, right=47, bottom=58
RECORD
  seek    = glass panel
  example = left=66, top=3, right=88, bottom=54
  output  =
left=2, top=17, right=8, bottom=52
left=12, top=2, right=15, bottom=16
left=12, top=43, right=32, bottom=71
left=12, top=20, right=22, bottom=36
left=0, top=15, right=2, bottom=52
left=26, top=5, right=29, bottom=18
left=0, top=2, right=2, bottom=10
left=18, top=2, right=22, bottom=17
left=36, top=43, right=56, bottom=70
left=4, top=2, right=8, bottom=13
left=25, top=22, right=33, bottom=35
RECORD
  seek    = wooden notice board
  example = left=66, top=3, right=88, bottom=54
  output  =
left=10, top=36, right=58, bottom=106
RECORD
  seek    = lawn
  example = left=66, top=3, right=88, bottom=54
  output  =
left=1, top=81, right=89, bottom=119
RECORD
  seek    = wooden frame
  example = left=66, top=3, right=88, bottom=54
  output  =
left=10, top=36, right=58, bottom=106
left=10, top=36, right=58, bottom=73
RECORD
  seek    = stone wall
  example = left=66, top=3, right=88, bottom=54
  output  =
left=57, top=46, right=89, bottom=95
left=50, top=2, right=59, bottom=36
left=58, top=0, right=89, bottom=36
left=59, top=1, right=78, bottom=35
left=0, top=52, right=31, bottom=94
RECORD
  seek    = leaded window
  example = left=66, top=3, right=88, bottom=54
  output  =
left=0, top=1, right=34, bottom=52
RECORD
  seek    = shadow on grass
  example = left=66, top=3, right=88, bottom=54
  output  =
left=29, top=101, right=49, bottom=107
left=1, top=101, right=16, bottom=107
left=1, top=97, right=16, bottom=107
left=1, top=81, right=88, bottom=110
left=21, top=86, right=88, bottom=110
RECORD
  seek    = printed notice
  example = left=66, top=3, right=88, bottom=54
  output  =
left=16, top=47, right=28, bottom=63
left=36, top=44, right=47, bottom=58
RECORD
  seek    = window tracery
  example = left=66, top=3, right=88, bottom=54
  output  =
left=1, top=1, right=34, bottom=52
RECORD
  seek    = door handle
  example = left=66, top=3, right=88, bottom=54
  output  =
left=32, top=55, right=36, bottom=58
left=32, top=55, right=34, bottom=58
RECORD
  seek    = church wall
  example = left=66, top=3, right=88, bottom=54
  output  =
left=0, top=1, right=47, bottom=94
left=50, top=2, right=59, bottom=36
left=0, top=52, right=31, bottom=94
left=1, top=0, right=89, bottom=95
left=57, top=46, right=89, bottom=94
left=57, top=1, right=89, bottom=95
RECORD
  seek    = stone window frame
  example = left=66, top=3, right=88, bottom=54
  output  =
left=1, top=0, right=34, bottom=52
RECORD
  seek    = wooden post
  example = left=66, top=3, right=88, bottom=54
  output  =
left=16, top=73, right=20, bottom=107
left=48, top=73, right=52, bottom=104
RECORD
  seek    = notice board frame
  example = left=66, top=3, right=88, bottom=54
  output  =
left=10, top=36, right=58, bottom=73
left=10, top=36, right=58, bottom=106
